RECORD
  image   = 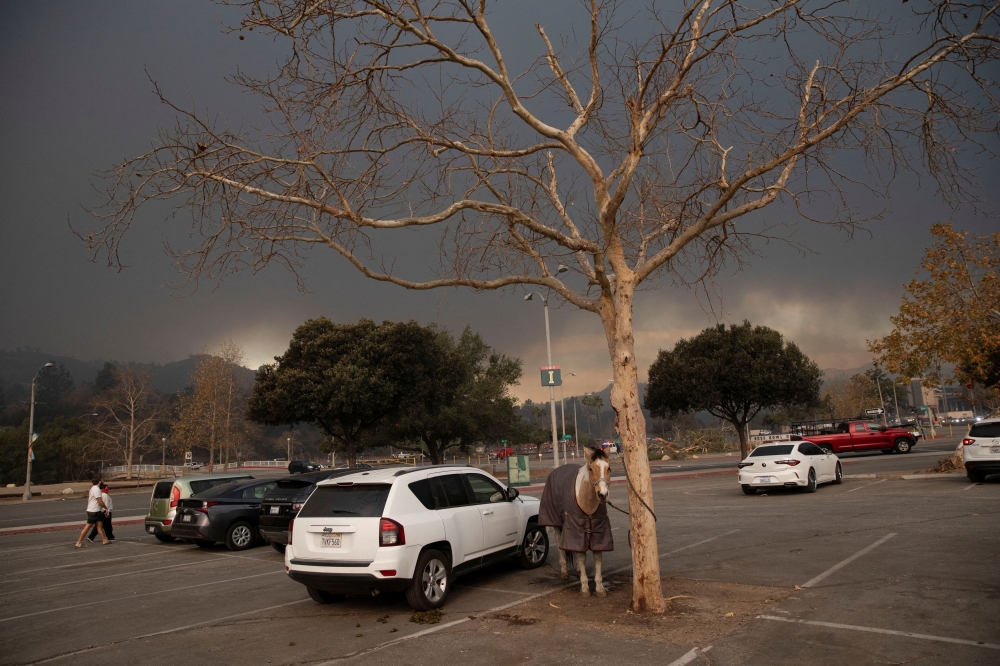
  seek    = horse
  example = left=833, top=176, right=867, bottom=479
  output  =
left=538, top=447, right=613, bottom=597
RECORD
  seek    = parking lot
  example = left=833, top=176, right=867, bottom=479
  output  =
left=1, top=451, right=997, bottom=666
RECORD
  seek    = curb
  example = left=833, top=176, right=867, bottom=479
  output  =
left=844, top=474, right=877, bottom=479
left=900, top=473, right=965, bottom=480
left=0, top=518, right=146, bottom=538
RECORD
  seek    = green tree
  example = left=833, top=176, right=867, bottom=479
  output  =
left=248, top=318, right=437, bottom=467
left=645, top=322, right=821, bottom=459
left=389, top=327, right=523, bottom=464
left=94, top=362, right=117, bottom=393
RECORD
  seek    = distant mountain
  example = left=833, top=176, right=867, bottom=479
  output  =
left=0, top=349, right=256, bottom=395
left=820, top=364, right=874, bottom=385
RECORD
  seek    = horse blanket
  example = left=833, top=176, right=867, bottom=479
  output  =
left=537, top=464, right=614, bottom=553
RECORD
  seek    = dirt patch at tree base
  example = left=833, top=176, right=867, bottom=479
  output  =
left=485, top=575, right=793, bottom=646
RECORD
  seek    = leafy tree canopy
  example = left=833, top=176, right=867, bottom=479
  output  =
left=870, top=223, right=1000, bottom=396
left=644, top=322, right=821, bottom=457
left=247, top=318, right=440, bottom=466
left=389, top=327, right=522, bottom=464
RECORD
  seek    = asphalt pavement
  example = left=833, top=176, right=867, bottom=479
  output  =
left=1, top=438, right=995, bottom=666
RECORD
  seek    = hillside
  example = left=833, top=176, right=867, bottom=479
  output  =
left=0, top=349, right=256, bottom=395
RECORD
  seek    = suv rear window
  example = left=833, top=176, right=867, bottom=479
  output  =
left=750, top=445, right=794, bottom=457
left=299, top=485, right=390, bottom=518
left=189, top=478, right=245, bottom=495
left=969, top=423, right=1000, bottom=438
left=152, top=481, right=174, bottom=499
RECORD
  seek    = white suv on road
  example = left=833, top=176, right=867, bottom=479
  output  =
left=285, top=466, right=548, bottom=610
left=963, top=418, right=1000, bottom=482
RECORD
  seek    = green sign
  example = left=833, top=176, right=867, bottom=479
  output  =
left=506, top=455, right=531, bottom=487
left=561, top=434, right=572, bottom=440
left=540, top=365, right=562, bottom=386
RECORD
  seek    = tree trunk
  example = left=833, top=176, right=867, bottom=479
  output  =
left=601, top=284, right=664, bottom=613
left=735, top=421, right=749, bottom=459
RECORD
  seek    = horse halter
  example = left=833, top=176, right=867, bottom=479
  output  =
left=588, top=461, right=610, bottom=488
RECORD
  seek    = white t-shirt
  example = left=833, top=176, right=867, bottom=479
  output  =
left=87, top=485, right=103, bottom=513
left=102, top=490, right=113, bottom=512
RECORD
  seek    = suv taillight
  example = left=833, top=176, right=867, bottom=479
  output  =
left=287, top=519, right=294, bottom=545
left=963, top=438, right=975, bottom=446
left=169, top=485, right=180, bottom=508
left=379, top=518, right=405, bottom=546
left=774, top=459, right=801, bottom=466
left=737, top=462, right=753, bottom=468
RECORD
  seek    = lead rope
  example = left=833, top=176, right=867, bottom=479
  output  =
left=606, top=459, right=656, bottom=549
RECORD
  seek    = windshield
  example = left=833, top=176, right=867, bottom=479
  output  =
left=191, top=482, right=243, bottom=499
left=298, top=485, right=390, bottom=518
left=969, top=423, right=1000, bottom=438
left=749, top=445, right=794, bottom=457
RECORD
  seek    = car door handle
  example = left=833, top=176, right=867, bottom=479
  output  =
left=482, top=510, right=493, bottom=516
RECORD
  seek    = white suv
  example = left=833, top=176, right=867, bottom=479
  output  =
left=285, top=466, right=548, bottom=610
left=963, top=418, right=1000, bottom=482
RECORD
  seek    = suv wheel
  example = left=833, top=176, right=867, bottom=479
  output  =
left=406, top=549, right=451, bottom=611
left=741, top=485, right=756, bottom=495
left=307, top=587, right=345, bottom=604
left=518, top=523, right=548, bottom=569
left=893, top=438, right=912, bottom=454
left=226, top=521, right=256, bottom=551
left=803, top=468, right=817, bottom=493
left=833, top=462, right=843, bottom=484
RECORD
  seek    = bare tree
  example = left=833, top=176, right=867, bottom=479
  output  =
left=91, top=368, right=164, bottom=480
left=84, top=1, right=1000, bottom=611
left=173, top=342, right=251, bottom=472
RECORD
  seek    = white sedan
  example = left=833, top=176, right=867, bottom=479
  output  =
left=738, top=441, right=842, bottom=495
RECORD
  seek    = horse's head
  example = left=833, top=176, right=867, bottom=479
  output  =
left=587, top=447, right=610, bottom=503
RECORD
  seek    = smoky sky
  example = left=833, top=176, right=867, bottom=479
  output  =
left=1, top=1, right=997, bottom=403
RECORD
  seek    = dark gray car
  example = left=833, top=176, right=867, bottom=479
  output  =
left=171, top=479, right=276, bottom=550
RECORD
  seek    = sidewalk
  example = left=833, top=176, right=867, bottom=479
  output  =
left=0, top=479, right=158, bottom=501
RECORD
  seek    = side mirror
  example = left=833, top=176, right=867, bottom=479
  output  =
left=506, top=487, right=520, bottom=501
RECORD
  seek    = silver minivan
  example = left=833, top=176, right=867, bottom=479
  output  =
left=145, top=474, right=253, bottom=542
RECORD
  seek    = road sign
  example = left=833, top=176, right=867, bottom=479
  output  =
left=749, top=433, right=793, bottom=444
left=865, top=408, right=884, bottom=416
left=507, top=455, right=531, bottom=487
left=501, top=439, right=508, bottom=444
left=540, top=366, right=562, bottom=387
left=561, top=434, right=572, bottom=440
left=184, top=451, right=193, bottom=460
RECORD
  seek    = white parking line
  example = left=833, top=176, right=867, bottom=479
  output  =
left=28, top=598, right=312, bottom=664
left=0, top=570, right=283, bottom=623
left=846, top=479, right=887, bottom=493
left=760, top=615, right=1000, bottom=650
left=801, top=533, right=896, bottom=588
left=666, top=646, right=713, bottom=666
left=963, top=484, right=976, bottom=491
left=660, top=530, right=739, bottom=559
left=0, top=549, right=174, bottom=579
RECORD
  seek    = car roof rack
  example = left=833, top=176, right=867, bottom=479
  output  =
left=392, top=464, right=477, bottom=477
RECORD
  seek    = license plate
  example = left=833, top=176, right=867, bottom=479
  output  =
left=321, top=534, right=342, bottom=548
left=991, top=447, right=1000, bottom=455
left=270, top=506, right=280, bottom=514
left=182, top=514, right=193, bottom=522
left=757, top=476, right=772, bottom=483
left=147, top=526, right=155, bottom=533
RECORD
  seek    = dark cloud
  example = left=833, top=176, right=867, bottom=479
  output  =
left=1, top=1, right=996, bottom=405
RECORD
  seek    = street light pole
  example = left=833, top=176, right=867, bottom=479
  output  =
left=525, top=277, right=566, bottom=469
left=559, top=372, right=578, bottom=460
left=23, top=363, right=53, bottom=501
left=573, top=398, right=579, bottom=458
left=161, top=437, right=167, bottom=476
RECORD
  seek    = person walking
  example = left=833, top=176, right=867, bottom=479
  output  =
left=75, top=477, right=109, bottom=548
left=87, top=483, right=114, bottom=542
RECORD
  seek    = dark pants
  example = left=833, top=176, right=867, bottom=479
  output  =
left=88, top=512, right=113, bottom=541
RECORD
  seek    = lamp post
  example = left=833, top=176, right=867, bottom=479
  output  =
left=525, top=272, right=566, bottom=468
left=23, top=363, right=53, bottom=501
left=161, top=437, right=167, bottom=476
left=559, top=372, right=577, bottom=459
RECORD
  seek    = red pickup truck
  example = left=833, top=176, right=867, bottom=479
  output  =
left=800, top=421, right=918, bottom=455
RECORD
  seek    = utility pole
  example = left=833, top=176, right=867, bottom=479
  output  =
left=161, top=437, right=167, bottom=476
left=23, top=363, right=53, bottom=501
left=891, top=381, right=901, bottom=424
left=573, top=398, right=579, bottom=458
